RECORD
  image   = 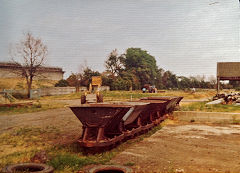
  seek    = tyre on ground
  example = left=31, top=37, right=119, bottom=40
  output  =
left=1, top=163, right=54, bottom=173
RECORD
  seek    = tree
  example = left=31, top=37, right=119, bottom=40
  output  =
left=66, top=73, right=83, bottom=92
left=155, top=68, right=164, bottom=89
left=55, top=79, right=69, bottom=87
left=105, top=49, right=125, bottom=77
left=10, top=33, right=47, bottom=98
left=82, top=67, right=101, bottom=86
left=162, top=71, right=178, bottom=89
left=124, top=48, right=158, bottom=88
left=66, top=62, right=88, bottom=92
left=178, top=76, right=191, bottom=89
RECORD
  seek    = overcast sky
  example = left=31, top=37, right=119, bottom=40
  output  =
left=0, top=0, right=239, bottom=79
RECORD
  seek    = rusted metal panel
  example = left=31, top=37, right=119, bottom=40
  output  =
left=70, top=104, right=131, bottom=128
left=140, top=96, right=183, bottom=113
left=217, top=62, right=240, bottom=78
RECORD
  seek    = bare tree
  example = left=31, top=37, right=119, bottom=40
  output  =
left=10, top=32, right=48, bottom=98
left=208, top=75, right=217, bottom=87
left=67, top=61, right=88, bottom=92
left=105, top=49, right=125, bottom=77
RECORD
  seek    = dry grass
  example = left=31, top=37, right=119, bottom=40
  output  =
left=0, top=89, right=216, bottom=116
left=0, top=127, right=53, bottom=169
left=102, top=89, right=216, bottom=101
left=0, top=100, right=65, bottom=116
left=181, top=101, right=240, bottom=113
left=40, top=92, right=82, bottom=100
left=0, top=78, right=57, bottom=90
left=0, top=124, right=164, bottom=173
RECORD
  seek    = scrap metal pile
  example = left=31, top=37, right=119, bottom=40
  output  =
left=209, top=92, right=240, bottom=105
left=70, top=96, right=183, bottom=150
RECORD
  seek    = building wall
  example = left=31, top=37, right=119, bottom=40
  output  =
left=0, top=66, right=64, bottom=81
left=34, top=71, right=64, bottom=81
left=0, top=68, right=19, bottom=78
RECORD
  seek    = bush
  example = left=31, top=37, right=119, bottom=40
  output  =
left=12, top=92, right=28, bottom=99
left=111, top=78, right=132, bottom=90
left=55, top=80, right=69, bottom=87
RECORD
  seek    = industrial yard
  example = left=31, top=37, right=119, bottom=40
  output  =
left=1, top=0, right=239, bottom=172
left=1, top=90, right=240, bottom=173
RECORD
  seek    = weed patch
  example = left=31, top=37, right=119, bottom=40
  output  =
left=48, top=153, right=96, bottom=171
left=232, top=115, right=240, bottom=124
left=45, top=124, right=163, bottom=171
left=180, top=102, right=240, bottom=113
left=0, top=101, right=65, bottom=116
left=123, top=162, right=135, bottom=166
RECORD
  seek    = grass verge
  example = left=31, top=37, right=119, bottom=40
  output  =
left=0, top=125, right=163, bottom=173
left=0, top=100, right=65, bottom=116
left=180, top=101, right=240, bottom=113
left=102, top=90, right=215, bottom=101
left=0, top=90, right=216, bottom=115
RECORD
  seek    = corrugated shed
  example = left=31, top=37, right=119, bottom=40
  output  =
left=217, top=62, right=240, bottom=78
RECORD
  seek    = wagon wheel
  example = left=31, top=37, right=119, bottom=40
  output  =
left=118, top=120, right=124, bottom=133
left=97, top=93, right=103, bottom=103
left=81, top=94, right=86, bottom=104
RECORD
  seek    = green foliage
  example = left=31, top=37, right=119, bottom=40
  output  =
left=67, top=47, right=219, bottom=91
left=178, top=76, right=191, bottom=89
left=103, top=48, right=216, bottom=90
left=124, top=48, right=158, bottom=87
left=101, top=75, right=113, bottom=87
left=54, top=79, right=69, bottom=87
left=162, top=71, right=178, bottom=89
left=48, top=153, right=96, bottom=171
left=66, top=73, right=81, bottom=87
left=82, top=68, right=101, bottom=86
left=229, top=81, right=240, bottom=88
left=105, top=49, right=124, bottom=76
left=111, top=77, right=132, bottom=90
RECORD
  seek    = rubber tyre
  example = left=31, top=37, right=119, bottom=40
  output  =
left=97, top=93, right=103, bottom=103
left=1, top=163, right=54, bottom=173
left=81, top=95, right=86, bottom=104
left=88, top=165, right=132, bottom=173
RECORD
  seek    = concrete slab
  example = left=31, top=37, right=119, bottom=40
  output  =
left=173, top=111, right=240, bottom=123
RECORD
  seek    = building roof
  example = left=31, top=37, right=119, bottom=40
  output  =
left=0, top=62, right=64, bottom=73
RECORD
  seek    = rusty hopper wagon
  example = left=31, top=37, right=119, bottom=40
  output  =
left=70, top=96, right=183, bottom=150
left=140, top=96, right=183, bottom=113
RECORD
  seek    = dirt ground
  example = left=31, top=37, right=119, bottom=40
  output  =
left=1, top=103, right=240, bottom=173
left=111, top=122, right=240, bottom=173
left=0, top=106, right=83, bottom=144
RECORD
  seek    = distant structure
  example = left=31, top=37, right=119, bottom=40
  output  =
left=217, top=62, right=240, bottom=93
left=0, top=62, right=64, bottom=81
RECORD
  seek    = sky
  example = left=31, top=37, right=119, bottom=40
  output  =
left=0, top=0, right=239, bottom=79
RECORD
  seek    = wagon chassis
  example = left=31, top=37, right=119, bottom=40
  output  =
left=70, top=96, right=183, bottom=151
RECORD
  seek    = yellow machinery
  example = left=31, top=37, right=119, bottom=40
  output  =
left=81, top=76, right=103, bottom=104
